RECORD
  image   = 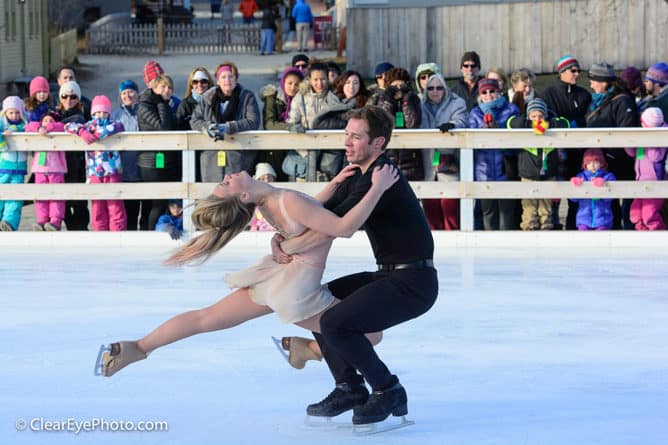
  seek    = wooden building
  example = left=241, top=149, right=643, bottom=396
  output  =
left=346, top=0, right=668, bottom=78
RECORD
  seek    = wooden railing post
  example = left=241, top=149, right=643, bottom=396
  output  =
left=157, top=17, right=165, bottom=55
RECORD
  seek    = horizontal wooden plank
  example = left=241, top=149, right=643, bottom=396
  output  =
left=3, top=128, right=668, bottom=151
left=2, top=181, right=667, bottom=200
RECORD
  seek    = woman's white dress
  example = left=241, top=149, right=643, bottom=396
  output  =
left=225, top=191, right=335, bottom=323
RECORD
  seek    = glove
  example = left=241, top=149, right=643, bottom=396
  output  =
left=384, top=85, right=398, bottom=98
left=206, top=124, right=225, bottom=141
left=288, top=124, right=306, bottom=134
left=483, top=113, right=496, bottom=128
left=591, top=177, right=605, bottom=187
left=166, top=224, right=183, bottom=240
left=78, top=128, right=99, bottom=145
left=438, top=122, right=456, bottom=133
left=570, top=177, right=584, bottom=187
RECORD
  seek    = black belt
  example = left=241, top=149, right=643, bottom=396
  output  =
left=377, top=259, right=434, bottom=271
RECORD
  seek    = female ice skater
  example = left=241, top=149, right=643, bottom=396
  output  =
left=96, top=163, right=398, bottom=377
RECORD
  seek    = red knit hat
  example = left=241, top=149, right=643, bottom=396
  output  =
left=477, top=78, right=499, bottom=93
left=143, top=60, right=164, bottom=86
left=29, top=76, right=50, bottom=96
left=582, top=149, right=607, bottom=170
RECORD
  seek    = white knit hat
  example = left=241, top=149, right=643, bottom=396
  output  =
left=59, top=81, right=82, bottom=99
left=254, top=162, right=277, bottom=180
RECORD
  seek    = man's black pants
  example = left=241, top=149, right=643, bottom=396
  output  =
left=313, top=267, right=438, bottom=391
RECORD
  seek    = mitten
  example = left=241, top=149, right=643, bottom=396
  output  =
left=78, top=128, right=99, bottom=145
left=438, top=122, right=456, bottom=133
left=570, top=176, right=584, bottom=187
left=483, top=113, right=495, bottom=128
left=532, top=119, right=549, bottom=135
left=591, top=177, right=605, bottom=187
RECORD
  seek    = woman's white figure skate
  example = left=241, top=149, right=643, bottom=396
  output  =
left=94, top=341, right=147, bottom=377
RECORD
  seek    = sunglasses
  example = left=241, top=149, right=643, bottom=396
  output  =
left=426, top=86, right=445, bottom=91
left=192, top=79, right=209, bottom=85
left=480, top=89, right=498, bottom=95
left=295, top=63, right=307, bottom=69
left=60, top=94, right=78, bottom=100
left=462, top=63, right=478, bottom=69
left=569, top=68, right=581, bottom=73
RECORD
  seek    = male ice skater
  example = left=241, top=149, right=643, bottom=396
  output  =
left=274, top=105, right=438, bottom=425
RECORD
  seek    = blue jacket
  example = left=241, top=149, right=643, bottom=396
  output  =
left=570, top=169, right=617, bottom=229
left=155, top=214, right=183, bottom=232
left=469, top=102, right=519, bottom=181
left=292, top=0, right=313, bottom=24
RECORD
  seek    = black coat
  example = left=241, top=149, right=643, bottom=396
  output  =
left=137, top=88, right=178, bottom=169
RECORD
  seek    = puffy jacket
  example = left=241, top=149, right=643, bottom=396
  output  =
left=137, top=88, right=178, bottom=169
left=26, top=121, right=68, bottom=173
left=111, top=104, right=141, bottom=182
left=469, top=101, right=519, bottom=181
left=291, top=0, right=313, bottom=23
left=260, top=84, right=289, bottom=130
left=624, top=146, right=667, bottom=181
left=570, top=168, right=617, bottom=229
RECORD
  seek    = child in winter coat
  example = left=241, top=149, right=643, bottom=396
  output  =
left=570, top=148, right=616, bottom=230
left=65, top=95, right=126, bottom=231
left=249, top=162, right=277, bottom=231
left=26, top=111, right=67, bottom=231
left=0, top=96, right=28, bottom=231
left=155, top=199, right=183, bottom=240
left=624, top=107, right=667, bottom=230
left=24, top=76, right=53, bottom=123
left=507, top=98, right=570, bottom=230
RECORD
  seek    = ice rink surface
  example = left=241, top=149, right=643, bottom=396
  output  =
left=1, top=238, right=667, bottom=445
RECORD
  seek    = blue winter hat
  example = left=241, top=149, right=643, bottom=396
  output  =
left=526, top=98, right=548, bottom=117
left=119, top=80, right=138, bottom=93
left=374, top=62, right=394, bottom=77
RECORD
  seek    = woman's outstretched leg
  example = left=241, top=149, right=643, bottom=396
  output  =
left=102, top=288, right=272, bottom=377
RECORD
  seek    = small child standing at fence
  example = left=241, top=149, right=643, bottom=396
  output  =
left=0, top=96, right=28, bottom=231
left=24, top=76, right=53, bottom=123
left=249, top=162, right=277, bottom=231
left=569, top=148, right=616, bottom=230
left=65, top=95, right=127, bottom=231
left=507, top=98, right=569, bottom=230
left=155, top=199, right=184, bottom=240
left=26, top=111, right=67, bottom=231
left=624, top=107, right=667, bottom=231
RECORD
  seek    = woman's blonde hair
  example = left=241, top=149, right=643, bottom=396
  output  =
left=164, top=194, right=255, bottom=266
left=185, top=66, right=213, bottom=98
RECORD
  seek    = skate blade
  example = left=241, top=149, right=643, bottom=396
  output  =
left=93, top=344, right=111, bottom=376
left=304, top=415, right=352, bottom=430
left=271, top=336, right=290, bottom=364
left=353, top=416, right=415, bottom=436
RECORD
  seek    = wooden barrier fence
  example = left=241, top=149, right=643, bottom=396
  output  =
left=2, top=128, right=668, bottom=231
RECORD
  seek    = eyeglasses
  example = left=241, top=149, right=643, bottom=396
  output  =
left=480, top=90, right=498, bottom=95
left=569, top=68, right=581, bottom=73
left=462, top=63, right=478, bottom=69
left=192, top=79, right=209, bottom=85
left=60, top=94, right=78, bottom=100
left=426, top=86, right=445, bottom=91
left=419, top=73, right=433, bottom=80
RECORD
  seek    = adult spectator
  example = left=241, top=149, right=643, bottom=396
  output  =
left=585, top=61, right=639, bottom=230
left=333, top=70, right=370, bottom=109
left=327, top=62, right=342, bottom=88
left=468, top=78, right=520, bottom=230
left=452, top=51, right=483, bottom=111
left=292, top=0, right=313, bottom=52
left=260, top=1, right=277, bottom=55
left=138, top=63, right=179, bottom=231
left=619, top=66, right=645, bottom=105
left=111, top=79, right=147, bottom=230
left=414, top=62, right=442, bottom=100
left=291, top=53, right=309, bottom=75
left=542, top=55, right=592, bottom=230
left=239, top=0, right=259, bottom=24
left=260, top=66, right=305, bottom=181
left=642, top=62, right=668, bottom=115
left=367, top=61, right=394, bottom=102
left=420, top=73, right=468, bottom=230
left=375, top=67, right=424, bottom=180
left=53, top=65, right=91, bottom=120
left=508, top=68, right=537, bottom=114
left=190, top=61, right=260, bottom=181
left=286, top=62, right=342, bottom=180
left=55, top=81, right=89, bottom=230
left=486, top=67, right=509, bottom=96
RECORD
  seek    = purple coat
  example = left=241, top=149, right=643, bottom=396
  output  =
left=469, top=102, right=519, bottom=181
left=624, top=146, right=667, bottom=181
left=570, top=169, right=617, bottom=229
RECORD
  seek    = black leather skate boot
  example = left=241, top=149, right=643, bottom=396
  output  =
left=306, top=383, right=369, bottom=417
left=352, top=382, right=408, bottom=425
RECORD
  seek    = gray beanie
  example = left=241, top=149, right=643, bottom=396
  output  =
left=588, top=62, right=616, bottom=82
left=526, top=98, right=548, bottom=117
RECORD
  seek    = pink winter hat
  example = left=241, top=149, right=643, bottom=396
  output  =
left=640, top=107, right=667, bottom=128
left=29, top=76, right=50, bottom=96
left=2, top=95, right=25, bottom=118
left=90, top=95, right=112, bottom=115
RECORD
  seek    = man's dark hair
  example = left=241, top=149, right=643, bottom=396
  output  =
left=57, top=65, right=77, bottom=78
left=345, top=105, right=394, bottom=150
left=308, top=62, right=329, bottom=77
